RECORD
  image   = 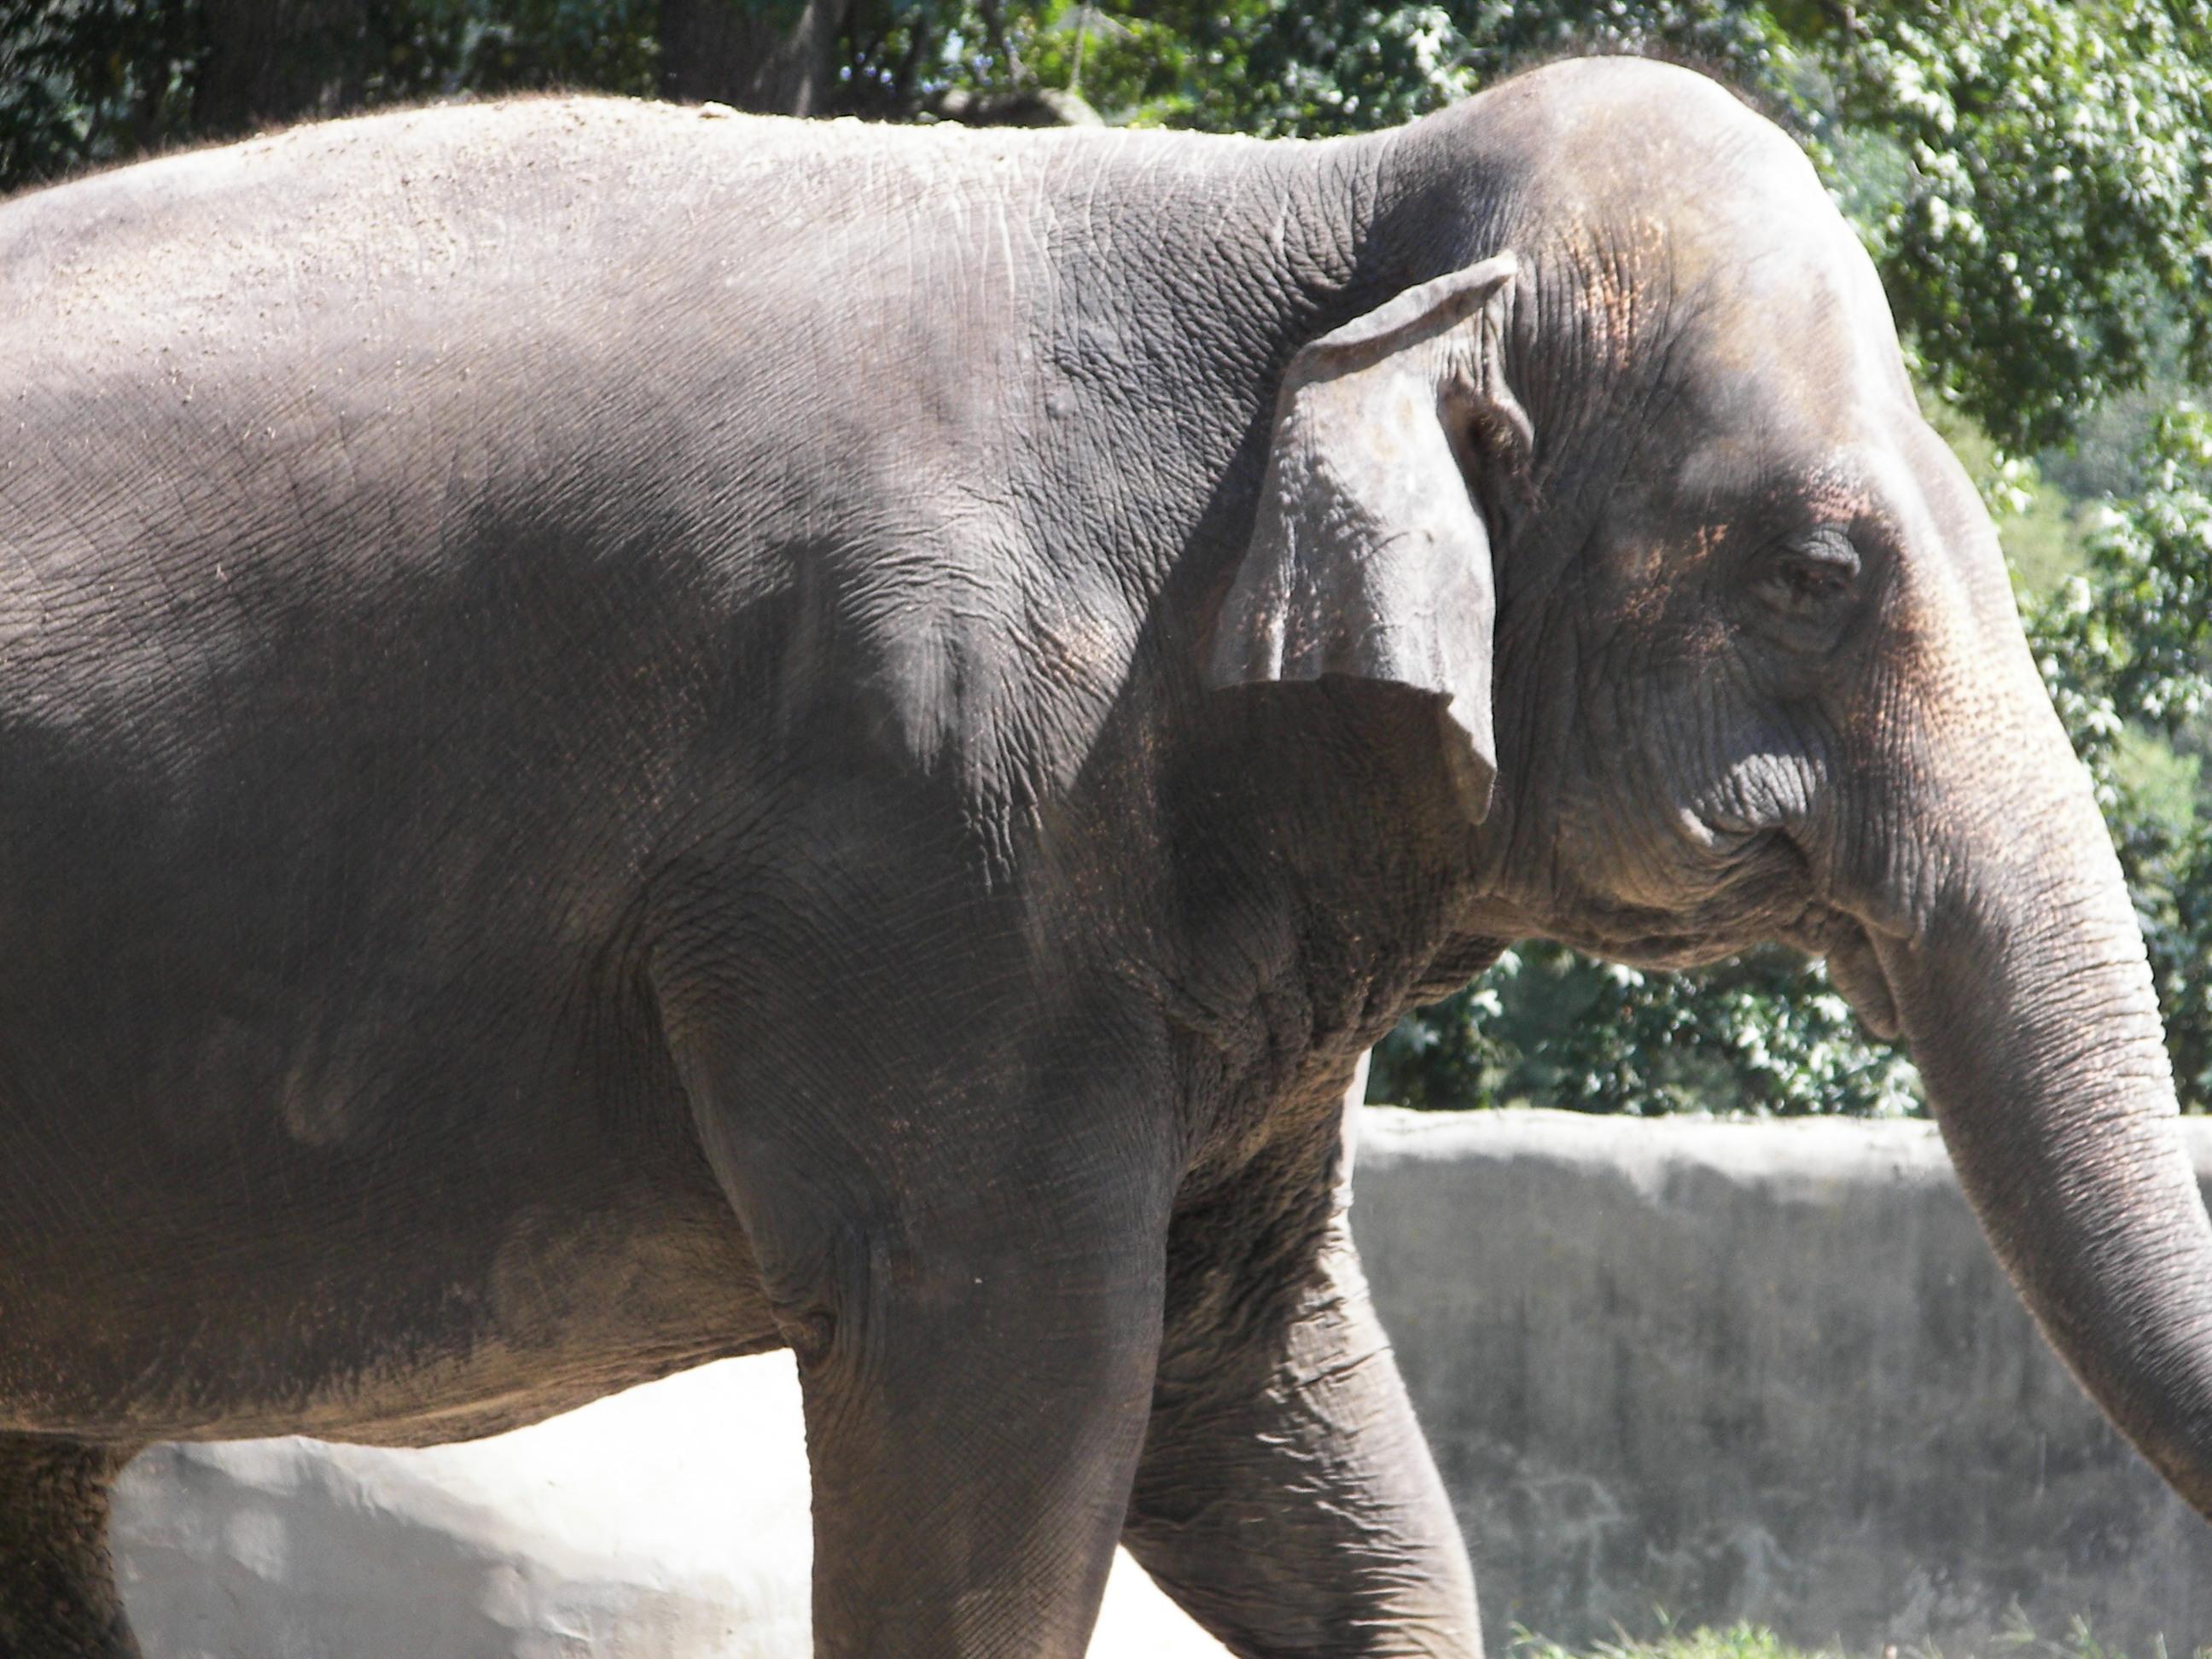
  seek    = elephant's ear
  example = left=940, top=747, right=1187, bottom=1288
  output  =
left=1206, top=253, right=1531, bottom=820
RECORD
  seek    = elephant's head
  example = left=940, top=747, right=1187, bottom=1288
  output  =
left=1214, top=57, right=2212, bottom=1516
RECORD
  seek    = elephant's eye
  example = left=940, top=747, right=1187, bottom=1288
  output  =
left=1751, top=528, right=1861, bottom=637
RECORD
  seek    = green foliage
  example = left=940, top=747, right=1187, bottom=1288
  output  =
left=841, top=0, right=1206, bottom=122
left=1371, top=945, right=1921, bottom=1117
left=1162, top=1, right=1484, bottom=134
left=1844, top=0, right=2212, bottom=452
left=410, top=0, right=661, bottom=99
left=0, top=0, right=199, bottom=188
left=2024, top=406, right=2212, bottom=1108
left=1925, top=405, right=2087, bottom=596
left=0, top=0, right=657, bottom=195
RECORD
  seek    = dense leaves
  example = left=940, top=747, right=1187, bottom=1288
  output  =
left=0, top=1, right=659, bottom=185
left=1851, top=2, right=2212, bottom=451
left=1369, top=946, right=1923, bottom=1116
left=2024, top=408, right=2212, bottom=1107
left=0, top=0, right=198, bottom=183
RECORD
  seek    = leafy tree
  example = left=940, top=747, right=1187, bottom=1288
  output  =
left=1842, top=1, right=2212, bottom=453
left=1, top=0, right=659, bottom=188
left=1369, top=946, right=1923, bottom=1116
left=2025, top=408, right=2212, bottom=1107
left=1, top=0, right=201, bottom=185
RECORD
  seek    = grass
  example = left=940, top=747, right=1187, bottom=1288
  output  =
left=1511, top=1625, right=1815, bottom=1659
left=1505, top=1612, right=2210, bottom=1659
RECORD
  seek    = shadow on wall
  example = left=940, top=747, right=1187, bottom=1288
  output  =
left=1350, top=1109, right=2212, bottom=1650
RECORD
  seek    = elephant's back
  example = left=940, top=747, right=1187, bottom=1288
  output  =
left=0, top=91, right=1201, bottom=364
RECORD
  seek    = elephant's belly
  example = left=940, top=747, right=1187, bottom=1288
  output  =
left=0, top=1164, right=783, bottom=1447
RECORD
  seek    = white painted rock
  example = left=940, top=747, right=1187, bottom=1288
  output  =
left=112, top=1354, right=1225, bottom=1658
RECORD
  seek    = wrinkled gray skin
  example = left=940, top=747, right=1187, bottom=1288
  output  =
left=2, top=55, right=2209, bottom=1658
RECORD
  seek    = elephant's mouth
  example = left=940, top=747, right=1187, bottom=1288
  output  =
left=1529, top=889, right=1906, bottom=1044
left=1788, top=904, right=1903, bottom=1041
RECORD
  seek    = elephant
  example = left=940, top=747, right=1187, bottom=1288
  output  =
left=1, top=49, right=2208, bottom=1658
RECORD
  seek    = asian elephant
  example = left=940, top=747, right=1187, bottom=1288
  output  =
left=1, top=51, right=2207, bottom=1659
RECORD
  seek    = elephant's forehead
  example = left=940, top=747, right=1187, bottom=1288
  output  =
left=1531, top=173, right=1905, bottom=431
left=1668, top=427, right=1894, bottom=524
left=1663, top=242, right=1912, bottom=451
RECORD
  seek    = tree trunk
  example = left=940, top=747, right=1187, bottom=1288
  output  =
left=658, top=0, right=853, bottom=116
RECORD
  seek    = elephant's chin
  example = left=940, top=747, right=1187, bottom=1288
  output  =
left=1596, top=908, right=1902, bottom=1041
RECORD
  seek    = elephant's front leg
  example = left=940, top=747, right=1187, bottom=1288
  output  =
left=1124, top=1161, right=1480, bottom=1656
left=664, top=987, right=1177, bottom=1656
left=789, top=1192, right=1170, bottom=1657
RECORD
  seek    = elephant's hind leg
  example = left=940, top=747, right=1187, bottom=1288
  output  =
left=1126, top=1224, right=1480, bottom=1657
left=0, top=1435, right=139, bottom=1657
left=1126, top=1079, right=1480, bottom=1659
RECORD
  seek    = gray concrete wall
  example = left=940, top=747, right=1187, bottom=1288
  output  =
left=1350, top=1108, right=2212, bottom=1651
left=108, top=1109, right=2212, bottom=1653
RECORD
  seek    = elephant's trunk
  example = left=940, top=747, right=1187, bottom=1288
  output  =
left=1873, top=766, right=2212, bottom=1515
